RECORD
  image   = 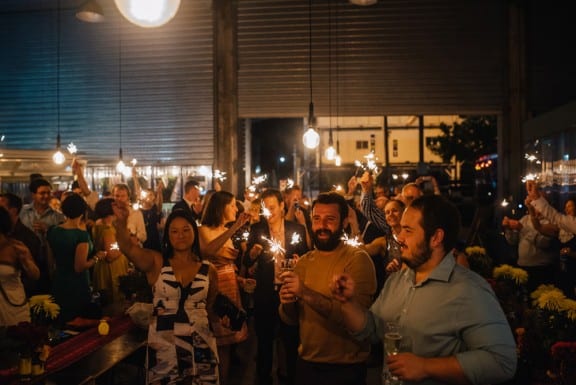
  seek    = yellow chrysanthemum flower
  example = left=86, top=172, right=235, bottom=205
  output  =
left=530, top=284, right=562, bottom=302
left=465, top=246, right=486, bottom=256
left=29, top=294, right=60, bottom=321
left=492, top=264, right=528, bottom=285
left=536, top=290, right=566, bottom=311
left=560, top=298, right=576, bottom=322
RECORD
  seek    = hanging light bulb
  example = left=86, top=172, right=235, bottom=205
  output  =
left=53, top=0, right=65, bottom=166
left=115, top=0, right=181, bottom=28
left=334, top=139, right=341, bottom=166
left=116, top=148, right=126, bottom=173
left=302, top=0, right=319, bottom=150
left=53, top=133, right=65, bottom=164
left=325, top=143, right=336, bottom=160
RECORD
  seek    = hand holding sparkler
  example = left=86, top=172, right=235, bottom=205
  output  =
left=525, top=180, right=541, bottom=203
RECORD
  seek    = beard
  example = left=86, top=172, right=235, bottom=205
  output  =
left=312, top=226, right=343, bottom=251
left=402, top=238, right=432, bottom=269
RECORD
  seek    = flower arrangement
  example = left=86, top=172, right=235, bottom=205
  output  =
left=493, top=264, right=529, bottom=287
left=530, top=284, right=576, bottom=344
left=29, top=295, right=60, bottom=326
left=4, top=295, right=60, bottom=376
left=465, top=246, right=493, bottom=278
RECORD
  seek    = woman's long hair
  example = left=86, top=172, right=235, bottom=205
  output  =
left=201, top=190, right=234, bottom=227
left=162, top=209, right=201, bottom=259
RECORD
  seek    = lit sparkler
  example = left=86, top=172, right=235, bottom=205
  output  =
left=341, top=233, right=362, bottom=247
left=290, top=232, right=301, bottom=245
left=261, top=201, right=271, bottom=219
left=67, top=142, right=77, bottom=154
left=252, top=175, right=267, bottom=186
left=214, top=169, right=227, bottom=182
left=261, top=235, right=285, bottom=259
left=285, top=178, right=294, bottom=189
left=110, top=242, right=120, bottom=251
left=354, top=152, right=380, bottom=176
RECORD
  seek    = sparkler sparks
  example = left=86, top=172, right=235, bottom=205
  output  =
left=290, top=232, right=301, bottom=245
left=261, top=235, right=285, bottom=257
left=341, top=233, right=362, bottom=247
left=261, top=201, right=271, bottom=219
left=214, top=169, right=227, bottom=182
left=110, top=242, right=120, bottom=251
left=354, top=152, right=380, bottom=175
left=67, top=142, right=77, bottom=154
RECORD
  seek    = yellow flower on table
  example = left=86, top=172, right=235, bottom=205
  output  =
left=493, top=264, right=529, bottom=286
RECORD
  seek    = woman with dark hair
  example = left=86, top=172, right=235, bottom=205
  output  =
left=47, top=193, right=97, bottom=324
left=113, top=203, right=221, bottom=384
left=199, top=190, right=251, bottom=385
left=91, top=198, right=130, bottom=310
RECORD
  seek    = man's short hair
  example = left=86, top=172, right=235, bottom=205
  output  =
left=410, top=194, right=461, bottom=252
left=29, top=178, right=52, bottom=193
left=0, top=192, right=23, bottom=213
left=113, top=183, right=131, bottom=195
left=260, top=189, right=283, bottom=205
left=184, top=180, right=200, bottom=194
left=312, top=192, right=349, bottom=224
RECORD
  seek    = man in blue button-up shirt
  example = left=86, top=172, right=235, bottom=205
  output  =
left=331, top=195, right=517, bottom=385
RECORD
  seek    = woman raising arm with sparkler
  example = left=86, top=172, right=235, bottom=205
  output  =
left=199, top=191, right=251, bottom=385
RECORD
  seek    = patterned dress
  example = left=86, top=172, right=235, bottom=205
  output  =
left=147, top=259, right=219, bottom=385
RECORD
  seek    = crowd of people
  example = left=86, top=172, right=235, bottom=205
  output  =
left=5, top=160, right=576, bottom=385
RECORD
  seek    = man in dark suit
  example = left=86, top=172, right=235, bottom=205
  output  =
left=171, top=179, right=203, bottom=222
left=246, top=189, right=309, bottom=385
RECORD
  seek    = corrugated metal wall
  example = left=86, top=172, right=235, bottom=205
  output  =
left=0, top=1, right=214, bottom=165
left=237, top=0, right=508, bottom=118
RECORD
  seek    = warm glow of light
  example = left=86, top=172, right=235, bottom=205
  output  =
left=325, top=145, right=336, bottom=160
left=303, top=128, right=320, bottom=149
left=53, top=150, right=65, bottom=165
left=116, top=159, right=126, bottom=173
left=114, top=0, right=181, bottom=28
left=335, top=155, right=342, bottom=167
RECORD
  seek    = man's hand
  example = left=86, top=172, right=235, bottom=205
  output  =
left=279, top=271, right=302, bottom=303
left=330, top=273, right=355, bottom=303
left=387, top=353, right=426, bottom=382
left=359, top=171, right=373, bottom=193
left=526, top=180, right=541, bottom=203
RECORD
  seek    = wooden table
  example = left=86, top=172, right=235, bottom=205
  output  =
left=0, top=316, right=147, bottom=385
left=44, top=328, right=146, bottom=385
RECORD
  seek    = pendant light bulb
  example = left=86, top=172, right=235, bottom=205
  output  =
left=53, top=150, right=65, bottom=165
left=116, top=148, right=125, bottom=173
left=325, top=145, right=336, bottom=161
left=303, top=128, right=320, bottom=149
left=52, top=133, right=65, bottom=165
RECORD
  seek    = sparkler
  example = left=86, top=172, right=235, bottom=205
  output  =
left=261, top=201, right=271, bottom=219
left=354, top=152, right=380, bottom=176
left=290, top=232, right=301, bottom=245
left=285, top=178, right=294, bottom=189
left=341, top=233, right=362, bottom=247
left=67, top=142, right=77, bottom=154
left=214, top=169, right=227, bottom=182
left=252, top=175, right=267, bottom=187
left=110, top=242, right=120, bottom=251
left=261, top=235, right=285, bottom=260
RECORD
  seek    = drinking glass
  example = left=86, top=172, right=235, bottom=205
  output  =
left=384, top=322, right=403, bottom=385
